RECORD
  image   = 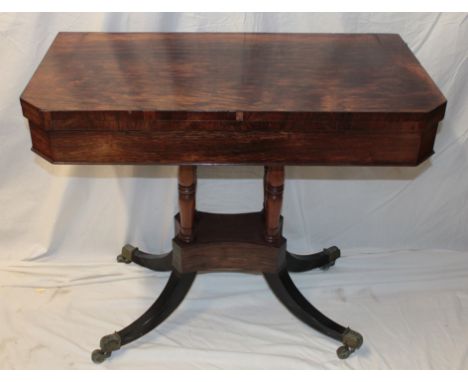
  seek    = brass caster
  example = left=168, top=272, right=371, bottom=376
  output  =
left=92, top=332, right=121, bottom=363
left=337, top=327, right=363, bottom=359
left=91, top=349, right=111, bottom=364
left=320, top=246, right=341, bottom=270
left=116, top=254, right=131, bottom=264
left=116, top=244, right=137, bottom=264
left=336, top=345, right=352, bottom=359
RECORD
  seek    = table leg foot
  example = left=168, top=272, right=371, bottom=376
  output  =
left=336, top=328, right=364, bottom=359
left=286, top=246, right=340, bottom=272
left=116, top=244, right=173, bottom=271
left=91, top=270, right=195, bottom=363
left=264, top=268, right=363, bottom=359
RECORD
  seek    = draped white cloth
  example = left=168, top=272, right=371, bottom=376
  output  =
left=0, top=12, right=467, bottom=369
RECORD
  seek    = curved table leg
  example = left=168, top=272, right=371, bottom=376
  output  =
left=264, top=268, right=363, bottom=359
left=91, top=270, right=196, bottom=363
left=286, top=246, right=341, bottom=272
left=117, top=244, right=173, bottom=271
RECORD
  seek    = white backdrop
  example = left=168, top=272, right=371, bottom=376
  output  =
left=1, top=13, right=468, bottom=369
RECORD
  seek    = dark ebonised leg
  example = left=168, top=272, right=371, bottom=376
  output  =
left=117, top=244, right=173, bottom=272
left=91, top=270, right=196, bottom=363
left=264, top=268, right=363, bottom=359
left=286, top=246, right=341, bottom=272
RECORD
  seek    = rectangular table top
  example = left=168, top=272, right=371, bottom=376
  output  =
left=20, top=33, right=446, bottom=166
left=22, top=32, right=445, bottom=117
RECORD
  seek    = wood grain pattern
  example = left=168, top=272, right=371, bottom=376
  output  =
left=20, top=32, right=447, bottom=165
left=172, top=211, right=286, bottom=273
left=22, top=32, right=445, bottom=115
left=28, top=118, right=440, bottom=165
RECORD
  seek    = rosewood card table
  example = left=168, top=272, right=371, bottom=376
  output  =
left=20, top=32, right=446, bottom=363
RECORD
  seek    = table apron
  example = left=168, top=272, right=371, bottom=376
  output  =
left=28, top=120, right=438, bottom=166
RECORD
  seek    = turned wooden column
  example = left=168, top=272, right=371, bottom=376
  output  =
left=178, top=165, right=197, bottom=243
left=264, top=166, right=285, bottom=243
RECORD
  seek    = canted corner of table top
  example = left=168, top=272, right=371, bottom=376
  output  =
left=21, top=32, right=446, bottom=166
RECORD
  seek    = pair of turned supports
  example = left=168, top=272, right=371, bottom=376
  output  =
left=178, top=165, right=284, bottom=244
left=92, top=166, right=363, bottom=363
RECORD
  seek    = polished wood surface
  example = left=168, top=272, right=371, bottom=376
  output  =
left=177, top=166, right=196, bottom=243
left=22, top=32, right=445, bottom=114
left=264, top=166, right=285, bottom=243
left=21, top=32, right=446, bottom=166
left=173, top=211, right=286, bottom=273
